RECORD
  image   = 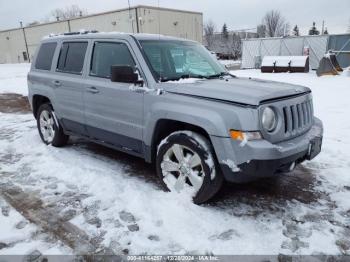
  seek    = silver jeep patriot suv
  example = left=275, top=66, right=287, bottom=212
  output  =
left=28, top=32, right=323, bottom=204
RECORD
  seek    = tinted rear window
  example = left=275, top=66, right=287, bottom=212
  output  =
left=57, top=42, right=88, bottom=74
left=35, top=42, right=57, bottom=70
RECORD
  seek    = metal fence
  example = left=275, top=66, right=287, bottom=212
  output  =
left=328, top=34, right=350, bottom=68
left=241, top=34, right=350, bottom=70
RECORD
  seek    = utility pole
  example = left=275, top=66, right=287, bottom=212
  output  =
left=20, top=21, right=30, bottom=63
left=321, top=20, right=325, bottom=34
left=67, top=20, right=71, bottom=32
left=127, top=0, right=135, bottom=33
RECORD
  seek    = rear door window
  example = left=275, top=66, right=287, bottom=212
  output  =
left=57, top=42, right=88, bottom=74
left=35, top=42, right=57, bottom=70
left=90, top=42, right=135, bottom=79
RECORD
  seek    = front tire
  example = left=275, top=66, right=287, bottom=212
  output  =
left=36, top=103, right=68, bottom=147
left=156, top=131, right=223, bottom=204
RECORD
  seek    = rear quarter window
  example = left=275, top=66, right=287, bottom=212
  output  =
left=35, top=42, right=57, bottom=70
left=57, top=42, right=88, bottom=74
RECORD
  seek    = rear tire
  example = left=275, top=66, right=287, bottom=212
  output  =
left=156, top=131, right=223, bottom=204
left=36, top=103, right=68, bottom=147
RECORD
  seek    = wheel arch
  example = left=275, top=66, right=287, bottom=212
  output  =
left=146, top=118, right=212, bottom=164
left=32, top=95, right=51, bottom=118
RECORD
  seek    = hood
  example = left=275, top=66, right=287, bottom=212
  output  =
left=162, top=77, right=311, bottom=106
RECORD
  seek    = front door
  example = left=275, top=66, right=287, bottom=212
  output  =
left=83, top=40, right=144, bottom=154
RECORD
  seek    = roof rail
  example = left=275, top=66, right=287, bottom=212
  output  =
left=47, top=30, right=99, bottom=38
left=63, top=30, right=99, bottom=35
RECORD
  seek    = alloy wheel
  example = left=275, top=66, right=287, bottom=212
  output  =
left=161, top=144, right=204, bottom=193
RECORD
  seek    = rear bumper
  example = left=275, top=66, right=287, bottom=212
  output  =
left=212, top=117, right=323, bottom=183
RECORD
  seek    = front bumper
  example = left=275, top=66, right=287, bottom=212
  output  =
left=211, top=117, right=323, bottom=183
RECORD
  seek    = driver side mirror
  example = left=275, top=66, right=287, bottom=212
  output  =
left=110, top=65, right=140, bottom=84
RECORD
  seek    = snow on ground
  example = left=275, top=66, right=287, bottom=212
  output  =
left=0, top=63, right=30, bottom=95
left=0, top=64, right=350, bottom=255
left=219, top=60, right=241, bottom=66
left=0, top=113, right=286, bottom=255
left=0, top=197, right=70, bottom=255
left=219, top=60, right=241, bottom=70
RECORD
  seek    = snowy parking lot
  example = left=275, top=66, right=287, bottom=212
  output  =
left=0, top=63, right=350, bottom=256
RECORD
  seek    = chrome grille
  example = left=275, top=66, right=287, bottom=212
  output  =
left=282, top=99, right=313, bottom=134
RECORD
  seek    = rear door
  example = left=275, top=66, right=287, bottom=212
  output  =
left=28, top=41, right=58, bottom=110
left=52, top=40, right=89, bottom=136
left=83, top=40, right=144, bottom=155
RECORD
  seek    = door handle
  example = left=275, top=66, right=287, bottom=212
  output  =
left=52, top=80, right=62, bottom=87
left=86, top=86, right=100, bottom=94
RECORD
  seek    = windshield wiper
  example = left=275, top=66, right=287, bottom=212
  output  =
left=159, top=74, right=206, bottom=82
left=206, top=72, right=234, bottom=79
left=159, top=72, right=236, bottom=82
left=179, top=74, right=208, bottom=79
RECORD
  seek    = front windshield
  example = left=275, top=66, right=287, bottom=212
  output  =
left=139, top=40, right=227, bottom=82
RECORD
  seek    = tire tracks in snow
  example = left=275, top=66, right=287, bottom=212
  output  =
left=0, top=181, right=115, bottom=256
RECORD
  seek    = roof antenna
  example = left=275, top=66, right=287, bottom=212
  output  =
left=128, top=0, right=134, bottom=33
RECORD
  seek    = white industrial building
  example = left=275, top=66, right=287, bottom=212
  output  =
left=0, top=5, right=203, bottom=64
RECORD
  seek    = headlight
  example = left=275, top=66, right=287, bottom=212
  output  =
left=262, top=107, right=277, bottom=132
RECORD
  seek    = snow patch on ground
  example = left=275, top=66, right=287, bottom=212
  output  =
left=0, top=63, right=30, bottom=95
left=219, top=60, right=241, bottom=66
left=341, top=67, right=350, bottom=77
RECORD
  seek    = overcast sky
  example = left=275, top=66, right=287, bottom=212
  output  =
left=0, top=0, right=349, bottom=35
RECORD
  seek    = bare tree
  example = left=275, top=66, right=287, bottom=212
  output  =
left=257, top=24, right=266, bottom=38
left=204, top=20, right=216, bottom=49
left=231, top=33, right=242, bottom=58
left=262, top=10, right=289, bottom=37
left=50, top=5, right=87, bottom=21
left=308, top=22, right=320, bottom=35
left=222, top=23, right=229, bottom=39
left=293, top=25, right=300, bottom=36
